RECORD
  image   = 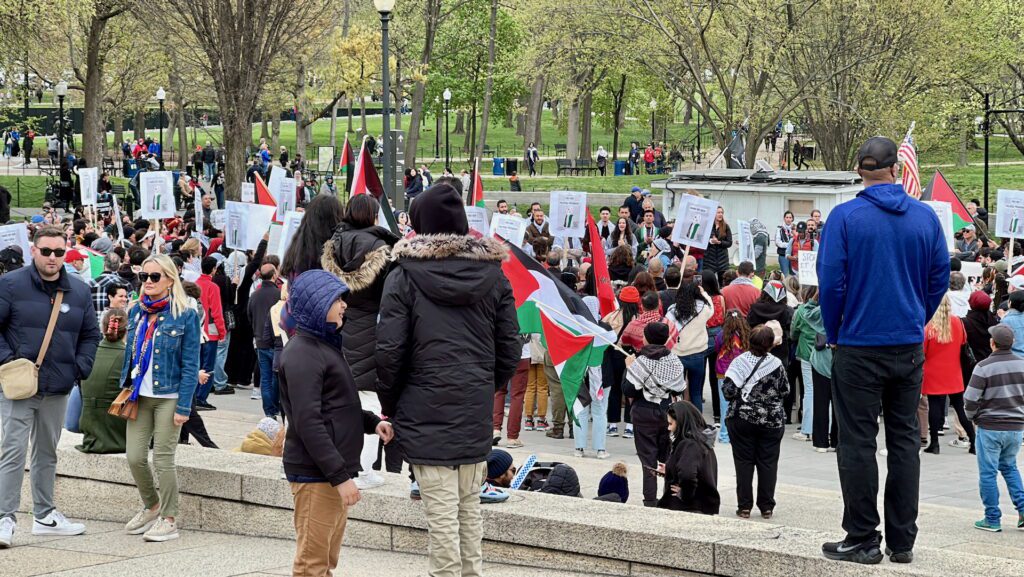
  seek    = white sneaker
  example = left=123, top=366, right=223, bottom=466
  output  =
left=354, top=470, right=386, bottom=490
left=814, top=447, right=828, bottom=454
left=949, top=438, right=971, bottom=449
left=0, top=517, right=14, bottom=548
left=142, top=517, right=179, bottom=542
left=125, top=507, right=160, bottom=535
left=792, top=432, right=811, bottom=442
left=574, top=448, right=585, bottom=458
left=596, top=450, right=610, bottom=460
left=32, top=510, right=85, bottom=536
left=250, top=388, right=260, bottom=400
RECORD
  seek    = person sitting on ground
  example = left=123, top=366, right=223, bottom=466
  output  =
left=237, top=417, right=286, bottom=457
left=598, top=462, right=630, bottom=503
left=538, top=464, right=582, bottom=498
left=485, top=449, right=516, bottom=489
left=656, top=401, right=720, bottom=515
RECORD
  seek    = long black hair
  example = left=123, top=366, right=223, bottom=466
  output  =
left=701, top=270, right=721, bottom=297
left=281, top=193, right=344, bottom=278
left=673, top=278, right=709, bottom=320
left=668, top=401, right=709, bottom=451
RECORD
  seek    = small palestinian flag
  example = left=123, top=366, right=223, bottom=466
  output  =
left=469, top=156, right=485, bottom=208
left=350, top=136, right=400, bottom=235
left=339, top=134, right=354, bottom=197
left=253, top=172, right=282, bottom=224
left=922, top=170, right=973, bottom=231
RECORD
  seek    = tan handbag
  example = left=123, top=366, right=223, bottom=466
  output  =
left=0, top=292, right=64, bottom=400
left=107, top=387, right=138, bottom=421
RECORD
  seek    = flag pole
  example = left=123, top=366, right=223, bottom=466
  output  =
left=533, top=300, right=629, bottom=356
left=904, top=121, right=916, bottom=141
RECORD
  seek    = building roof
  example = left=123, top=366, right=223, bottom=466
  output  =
left=653, top=169, right=864, bottom=196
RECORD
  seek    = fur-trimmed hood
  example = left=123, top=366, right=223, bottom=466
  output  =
left=392, top=234, right=508, bottom=307
left=321, top=224, right=398, bottom=293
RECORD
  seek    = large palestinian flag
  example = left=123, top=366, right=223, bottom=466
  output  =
left=350, top=137, right=400, bottom=235
left=922, top=170, right=973, bottom=231
left=501, top=242, right=615, bottom=423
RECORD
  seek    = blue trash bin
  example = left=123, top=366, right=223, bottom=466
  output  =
left=492, top=157, right=505, bottom=176
left=126, top=159, right=140, bottom=179
left=614, top=160, right=627, bottom=176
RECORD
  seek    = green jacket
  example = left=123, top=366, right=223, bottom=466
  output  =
left=76, top=339, right=127, bottom=454
left=791, top=301, right=819, bottom=362
left=791, top=301, right=833, bottom=378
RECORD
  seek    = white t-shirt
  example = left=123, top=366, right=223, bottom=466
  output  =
left=138, top=347, right=177, bottom=399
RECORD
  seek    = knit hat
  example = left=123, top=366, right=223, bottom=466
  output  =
left=90, top=236, right=113, bottom=255
left=409, top=182, right=468, bottom=236
left=968, top=290, right=992, bottom=311
left=486, top=449, right=514, bottom=481
left=597, top=463, right=629, bottom=503
left=287, top=269, right=349, bottom=337
left=644, top=322, right=670, bottom=346
left=619, top=286, right=641, bottom=304
left=763, top=280, right=786, bottom=303
left=256, top=417, right=281, bottom=440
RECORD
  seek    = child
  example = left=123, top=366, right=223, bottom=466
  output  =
left=714, top=310, right=751, bottom=444
left=598, top=462, right=630, bottom=503
left=624, top=322, right=687, bottom=506
left=657, top=401, right=720, bottom=515
left=76, top=308, right=129, bottom=454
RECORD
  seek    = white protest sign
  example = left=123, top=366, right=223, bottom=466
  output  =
left=0, top=223, right=31, bottom=258
left=798, top=250, right=818, bottom=286
left=267, top=166, right=287, bottom=202
left=78, top=167, right=99, bottom=206
left=139, top=171, right=175, bottom=218
left=489, top=213, right=527, bottom=246
left=210, top=209, right=226, bottom=231
left=737, top=219, right=755, bottom=264
left=267, top=223, right=283, bottom=256
left=996, top=189, right=1024, bottom=238
left=549, top=191, right=587, bottom=238
left=961, top=261, right=983, bottom=287
left=240, top=182, right=255, bottom=203
left=277, top=211, right=305, bottom=256
left=224, top=201, right=276, bottom=251
left=923, top=200, right=955, bottom=252
left=276, top=178, right=296, bottom=222
left=670, top=195, right=719, bottom=249
left=465, top=206, right=489, bottom=237
left=317, top=146, right=335, bottom=172
left=194, top=191, right=204, bottom=234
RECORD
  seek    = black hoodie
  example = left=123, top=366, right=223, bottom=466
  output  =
left=376, top=234, right=520, bottom=466
left=657, top=402, right=720, bottom=515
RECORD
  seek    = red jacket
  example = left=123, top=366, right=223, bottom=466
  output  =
left=922, top=317, right=966, bottom=396
left=196, top=273, right=226, bottom=342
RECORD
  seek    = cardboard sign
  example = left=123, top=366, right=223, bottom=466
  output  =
left=277, top=211, right=305, bottom=256
left=224, top=201, right=276, bottom=251
left=276, top=177, right=296, bottom=222
left=670, top=195, right=719, bottom=249
left=996, top=189, right=1024, bottom=238
left=737, top=219, right=755, bottom=264
left=138, top=171, right=175, bottom=218
left=0, top=223, right=31, bottom=258
left=923, top=200, right=955, bottom=251
left=317, top=146, right=335, bottom=172
left=489, top=213, right=527, bottom=246
left=549, top=191, right=588, bottom=238
left=465, top=206, right=489, bottom=237
left=798, top=250, right=818, bottom=286
left=241, top=182, right=255, bottom=203
left=78, top=167, right=99, bottom=206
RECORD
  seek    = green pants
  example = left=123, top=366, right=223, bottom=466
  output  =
left=544, top=353, right=567, bottom=433
left=126, top=397, right=182, bottom=518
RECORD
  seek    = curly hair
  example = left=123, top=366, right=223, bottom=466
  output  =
left=608, top=244, right=634, bottom=269
left=673, top=278, right=709, bottom=320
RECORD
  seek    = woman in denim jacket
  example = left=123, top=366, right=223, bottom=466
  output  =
left=119, top=254, right=201, bottom=543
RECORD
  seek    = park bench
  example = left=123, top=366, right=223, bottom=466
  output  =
left=110, top=183, right=131, bottom=215
left=554, top=144, right=567, bottom=157
left=573, top=158, right=600, bottom=176
left=556, top=158, right=574, bottom=176
left=482, top=145, right=495, bottom=157
left=36, top=158, right=56, bottom=176
left=102, top=157, right=118, bottom=177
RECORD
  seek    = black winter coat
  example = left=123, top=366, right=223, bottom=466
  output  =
left=703, top=223, right=733, bottom=274
left=322, top=223, right=398, bottom=392
left=376, top=234, right=521, bottom=466
left=0, top=264, right=101, bottom=394
left=657, top=436, right=720, bottom=515
left=747, top=300, right=794, bottom=367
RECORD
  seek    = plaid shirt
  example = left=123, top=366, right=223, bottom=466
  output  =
left=91, top=272, right=131, bottom=317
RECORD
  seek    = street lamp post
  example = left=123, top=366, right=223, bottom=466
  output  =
left=156, top=87, right=165, bottom=167
left=434, top=96, right=440, bottom=159
left=374, top=0, right=397, bottom=209
left=649, top=99, right=657, bottom=143
left=784, top=121, right=795, bottom=170
left=443, top=88, right=452, bottom=172
left=55, top=81, right=67, bottom=169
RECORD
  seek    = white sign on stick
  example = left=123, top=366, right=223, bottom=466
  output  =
left=0, top=223, right=31, bottom=258
left=78, top=167, right=99, bottom=206
left=670, top=195, right=719, bottom=249
left=489, top=213, right=527, bottom=247
left=277, top=211, right=305, bottom=256
left=224, top=201, right=276, bottom=251
left=549, top=191, right=588, bottom=238
left=241, top=182, right=255, bottom=203
left=961, top=261, right=983, bottom=287
left=996, top=189, right=1024, bottom=238
left=798, top=250, right=818, bottom=287
left=465, top=206, right=489, bottom=237
left=737, top=219, right=755, bottom=264
left=923, top=200, right=955, bottom=251
left=139, top=171, right=175, bottom=219
left=267, top=166, right=287, bottom=202
left=276, top=178, right=296, bottom=222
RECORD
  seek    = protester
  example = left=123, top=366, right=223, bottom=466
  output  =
left=666, top=281, right=714, bottom=412
left=922, top=296, right=975, bottom=455
left=485, top=449, right=516, bottom=489
left=964, top=291, right=998, bottom=364
left=605, top=289, right=639, bottom=439
left=703, top=207, right=733, bottom=285
left=76, top=308, right=129, bottom=454
left=281, top=194, right=345, bottom=279
left=818, top=136, right=949, bottom=565
left=194, top=257, right=227, bottom=404
left=573, top=363, right=610, bottom=459
left=714, top=310, right=750, bottom=443
left=523, top=335, right=550, bottom=433
left=722, top=261, right=761, bottom=316
left=656, top=401, right=719, bottom=514
left=790, top=286, right=820, bottom=442
left=249, top=263, right=282, bottom=419
left=278, top=269, right=394, bottom=576
left=598, top=462, right=630, bottom=503
left=703, top=271, right=726, bottom=423
left=376, top=183, right=520, bottom=577
left=494, top=342, right=527, bottom=448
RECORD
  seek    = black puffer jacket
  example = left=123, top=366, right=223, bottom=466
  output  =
left=0, top=263, right=101, bottom=394
left=376, top=234, right=520, bottom=466
left=322, top=223, right=399, bottom=392
left=539, top=464, right=582, bottom=497
left=702, top=223, right=733, bottom=274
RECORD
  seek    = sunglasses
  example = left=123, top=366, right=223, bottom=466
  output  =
left=138, top=272, right=164, bottom=283
left=38, top=248, right=66, bottom=258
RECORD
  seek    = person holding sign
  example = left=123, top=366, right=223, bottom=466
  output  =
left=787, top=222, right=819, bottom=273
left=703, top=207, right=733, bottom=286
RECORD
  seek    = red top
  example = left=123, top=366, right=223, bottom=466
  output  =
left=707, top=295, right=725, bottom=328
left=195, top=274, right=226, bottom=342
left=722, top=283, right=760, bottom=317
left=922, top=317, right=966, bottom=396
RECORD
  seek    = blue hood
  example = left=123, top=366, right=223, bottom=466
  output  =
left=858, top=183, right=909, bottom=215
left=288, top=270, right=349, bottom=339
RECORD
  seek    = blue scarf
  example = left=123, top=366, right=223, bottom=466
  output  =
left=128, top=295, right=170, bottom=401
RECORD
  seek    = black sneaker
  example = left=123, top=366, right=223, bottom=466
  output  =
left=884, top=547, right=914, bottom=564
left=211, top=387, right=235, bottom=395
left=195, top=402, right=217, bottom=411
left=822, top=538, right=883, bottom=564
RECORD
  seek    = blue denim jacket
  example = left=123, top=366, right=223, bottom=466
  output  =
left=120, top=304, right=202, bottom=416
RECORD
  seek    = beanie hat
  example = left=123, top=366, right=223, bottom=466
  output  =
left=256, top=417, right=281, bottom=440
left=486, top=449, right=514, bottom=481
left=409, top=182, right=469, bottom=236
left=288, top=269, right=349, bottom=337
left=644, top=322, right=670, bottom=346
left=90, top=236, right=114, bottom=255
left=597, top=463, right=630, bottom=503
left=968, top=290, right=992, bottom=311
left=619, top=286, right=641, bottom=304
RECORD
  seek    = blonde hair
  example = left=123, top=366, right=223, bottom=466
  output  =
left=926, top=295, right=953, bottom=344
left=142, top=254, right=190, bottom=318
left=180, top=238, right=202, bottom=259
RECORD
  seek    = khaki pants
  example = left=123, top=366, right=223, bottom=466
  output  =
left=412, top=462, right=487, bottom=577
left=126, top=397, right=182, bottom=518
left=523, top=363, right=548, bottom=419
left=291, top=482, right=349, bottom=577
left=544, top=354, right=566, bottom=433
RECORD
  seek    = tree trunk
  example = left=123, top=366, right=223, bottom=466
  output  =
left=329, top=101, right=338, bottom=147
left=346, top=97, right=353, bottom=134
left=580, top=91, right=593, bottom=160
left=176, top=103, right=187, bottom=170
left=271, top=115, right=280, bottom=152
left=222, top=113, right=251, bottom=201
left=134, top=108, right=145, bottom=140
left=81, top=13, right=109, bottom=167
left=550, top=99, right=560, bottom=124
left=683, top=101, right=692, bottom=125
left=261, top=113, right=270, bottom=140
left=113, top=116, right=123, bottom=154
left=473, top=0, right=498, bottom=165
left=566, top=98, right=580, bottom=160
left=957, top=119, right=969, bottom=168
left=515, top=112, right=524, bottom=137
left=611, top=74, right=626, bottom=160
left=453, top=110, right=465, bottom=134
left=403, top=0, right=442, bottom=172
left=359, top=96, right=367, bottom=134
left=294, top=62, right=307, bottom=158
left=532, top=79, right=546, bottom=148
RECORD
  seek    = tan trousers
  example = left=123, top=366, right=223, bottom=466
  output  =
left=523, top=364, right=548, bottom=419
left=412, top=462, right=488, bottom=577
left=291, top=482, right=349, bottom=577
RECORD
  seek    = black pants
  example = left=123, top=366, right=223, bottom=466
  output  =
left=727, top=417, right=784, bottom=512
left=811, top=368, right=839, bottom=449
left=179, top=404, right=218, bottom=448
left=706, top=347, right=721, bottom=421
left=784, top=361, right=801, bottom=423
left=606, top=352, right=631, bottom=424
left=927, top=393, right=974, bottom=446
left=832, top=344, right=923, bottom=552
left=631, top=403, right=669, bottom=504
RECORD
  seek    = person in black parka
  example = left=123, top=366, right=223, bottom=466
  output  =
left=703, top=206, right=733, bottom=285
left=322, top=194, right=401, bottom=477
left=657, top=401, right=720, bottom=515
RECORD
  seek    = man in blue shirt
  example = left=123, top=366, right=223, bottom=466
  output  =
left=817, top=137, right=949, bottom=566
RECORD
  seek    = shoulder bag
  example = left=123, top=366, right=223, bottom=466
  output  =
left=0, top=292, right=64, bottom=400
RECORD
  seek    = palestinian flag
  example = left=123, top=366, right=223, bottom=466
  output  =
left=469, top=156, right=485, bottom=208
left=350, top=136, right=400, bottom=235
left=253, top=172, right=283, bottom=224
left=501, top=241, right=615, bottom=423
left=339, top=134, right=354, bottom=197
left=585, top=211, right=617, bottom=318
left=83, top=247, right=105, bottom=280
left=922, top=170, right=973, bottom=231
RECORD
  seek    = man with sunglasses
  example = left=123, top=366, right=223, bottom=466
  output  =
left=0, top=226, right=101, bottom=547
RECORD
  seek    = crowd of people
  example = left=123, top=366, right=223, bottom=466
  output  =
left=0, top=134, right=1022, bottom=576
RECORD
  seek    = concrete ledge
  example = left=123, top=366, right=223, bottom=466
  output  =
left=45, top=441, right=1024, bottom=577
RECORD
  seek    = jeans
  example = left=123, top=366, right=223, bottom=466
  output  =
left=728, top=417, right=784, bottom=512
left=0, top=391, right=68, bottom=520
left=573, top=388, right=609, bottom=452
left=544, top=354, right=567, bottom=433
left=64, top=385, right=83, bottom=433
left=214, top=333, right=230, bottom=392
left=195, top=341, right=220, bottom=403
left=717, top=380, right=730, bottom=443
left=605, top=351, right=630, bottom=425
left=832, top=344, right=923, bottom=552
left=778, top=255, right=792, bottom=277
left=678, top=352, right=706, bottom=414
left=126, top=397, right=182, bottom=518
left=975, top=427, right=1024, bottom=526
left=412, top=462, right=487, bottom=577
left=257, top=348, right=281, bottom=418
left=706, top=327, right=722, bottom=420
left=203, top=162, right=216, bottom=180
left=799, top=360, right=814, bottom=435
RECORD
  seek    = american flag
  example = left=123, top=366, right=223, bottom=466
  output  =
left=898, top=132, right=921, bottom=199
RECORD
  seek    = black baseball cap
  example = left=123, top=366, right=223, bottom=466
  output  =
left=856, top=137, right=899, bottom=170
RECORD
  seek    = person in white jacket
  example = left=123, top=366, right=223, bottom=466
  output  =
left=775, top=211, right=795, bottom=276
left=947, top=271, right=971, bottom=317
